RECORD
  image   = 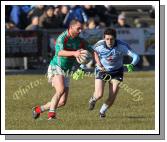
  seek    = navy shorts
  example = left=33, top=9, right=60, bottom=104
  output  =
left=95, top=67, right=124, bottom=82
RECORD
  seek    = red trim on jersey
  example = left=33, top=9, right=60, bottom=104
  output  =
left=63, top=32, right=70, bottom=52
left=66, top=56, right=76, bottom=59
left=63, top=47, right=76, bottom=51
left=63, top=30, right=78, bottom=51
left=79, top=41, right=86, bottom=49
left=64, top=35, right=69, bottom=45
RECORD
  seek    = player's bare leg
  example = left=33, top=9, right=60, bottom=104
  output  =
left=47, top=75, right=65, bottom=120
left=32, top=78, right=69, bottom=119
left=89, top=79, right=105, bottom=110
left=40, top=87, right=69, bottom=110
left=57, top=87, right=69, bottom=107
left=99, top=79, right=120, bottom=118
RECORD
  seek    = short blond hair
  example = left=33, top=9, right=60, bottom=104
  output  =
left=69, top=19, right=81, bottom=27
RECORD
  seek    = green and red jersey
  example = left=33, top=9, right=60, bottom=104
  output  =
left=50, top=30, right=93, bottom=71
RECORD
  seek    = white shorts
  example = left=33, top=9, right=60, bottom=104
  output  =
left=47, top=65, right=70, bottom=87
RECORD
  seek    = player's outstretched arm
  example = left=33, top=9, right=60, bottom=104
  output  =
left=58, top=50, right=82, bottom=57
left=124, top=50, right=140, bottom=72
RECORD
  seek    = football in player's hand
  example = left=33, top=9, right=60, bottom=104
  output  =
left=76, top=49, right=92, bottom=64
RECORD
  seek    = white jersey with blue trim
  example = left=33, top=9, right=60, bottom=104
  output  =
left=93, top=39, right=140, bottom=71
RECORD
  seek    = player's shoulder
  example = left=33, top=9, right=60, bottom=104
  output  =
left=116, top=39, right=131, bottom=50
left=94, top=40, right=105, bottom=48
left=117, top=39, right=129, bottom=47
left=57, top=30, right=68, bottom=42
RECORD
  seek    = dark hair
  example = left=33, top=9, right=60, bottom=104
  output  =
left=104, top=28, right=117, bottom=38
left=69, top=19, right=82, bottom=27
left=45, top=6, right=54, bottom=12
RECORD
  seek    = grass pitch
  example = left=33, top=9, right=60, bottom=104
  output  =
left=5, top=71, right=155, bottom=130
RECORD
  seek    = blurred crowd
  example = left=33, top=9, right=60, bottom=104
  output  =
left=5, top=5, right=155, bottom=31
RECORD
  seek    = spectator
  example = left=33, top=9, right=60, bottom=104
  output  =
left=25, top=16, right=41, bottom=30
left=83, top=5, right=97, bottom=18
left=84, top=5, right=118, bottom=27
left=59, top=5, right=69, bottom=20
left=114, top=13, right=131, bottom=28
left=10, top=5, right=31, bottom=29
left=82, top=22, right=88, bottom=30
left=39, top=6, right=62, bottom=29
left=53, top=5, right=60, bottom=16
left=87, top=18, right=98, bottom=29
left=83, top=5, right=104, bottom=28
left=93, top=6, right=109, bottom=27
left=104, top=5, right=118, bottom=26
left=28, top=5, right=45, bottom=20
left=5, top=21, right=19, bottom=31
left=53, top=5, right=67, bottom=28
left=63, top=5, right=88, bottom=28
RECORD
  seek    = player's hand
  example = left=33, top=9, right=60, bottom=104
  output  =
left=72, top=68, right=85, bottom=80
left=124, top=64, right=134, bottom=72
left=99, top=66, right=106, bottom=72
left=74, top=50, right=82, bottom=58
left=96, top=64, right=106, bottom=72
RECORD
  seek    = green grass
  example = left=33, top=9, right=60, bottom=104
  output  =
left=5, top=71, right=155, bottom=130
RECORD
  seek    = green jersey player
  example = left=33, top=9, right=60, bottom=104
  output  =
left=32, top=19, right=92, bottom=120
